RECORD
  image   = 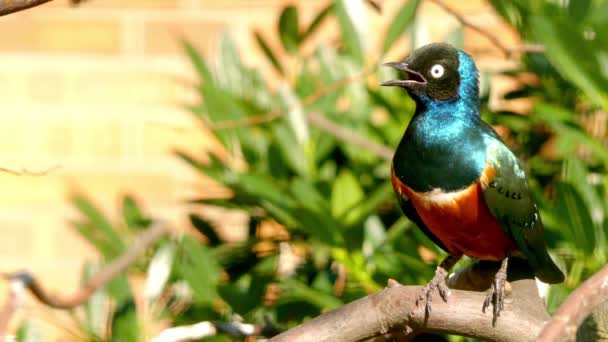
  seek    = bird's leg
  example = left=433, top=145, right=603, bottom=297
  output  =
left=482, top=257, right=509, bottom=324
left=416, top=254, right=461, bottom=315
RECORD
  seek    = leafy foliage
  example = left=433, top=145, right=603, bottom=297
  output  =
left=19, top=1, right=608, bottom=340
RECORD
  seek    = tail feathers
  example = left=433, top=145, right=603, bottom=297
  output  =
left=531, top=252, right=565, bottom=284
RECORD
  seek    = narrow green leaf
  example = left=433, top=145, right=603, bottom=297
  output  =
left=556, top=183, right=596, bottom=255
left=279, top=5, right=300, bottom=53
left=301, top=3, right=334, bottom=42
left=177, top=236, right=221, bottom=304
left=110, top=301, right=139, bottom=342
left=333, top=0, right=365, bottom=64
left=73, top=196, right=125, bottom=259
left=331, top=170, right=364, bottom=224
left=144, top=241, right=175, bottom=301
left=121, top=195, right=150, bottom=231
left=279, top=278, right=343, bottom=310
left=382, top=0, right=420, bottom=53
left=254, top=31, right=284, bottom=75
left=182, top=39, right=213, bottom=83
left=82, top=263, right=106, bottom=338
left=189, top=214, right=220, bottom=246
left=530, top=16, right=608, bottom=108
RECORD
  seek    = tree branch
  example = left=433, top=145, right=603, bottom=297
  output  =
left=539, top=264, right=608, bottom=342
left=0, top=0, right=54, bottom=16
left=271, top=259, right=549, bottom=342
left=3, top=221, right=169, bottom=310
left=0, top=165, right=61, bottom=176
left=308, top=112, right=393, bottom=161
left=427, top=0, right=544, bottom=58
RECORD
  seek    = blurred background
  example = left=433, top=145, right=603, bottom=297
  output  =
left=0, top=0, right=606, bottom=340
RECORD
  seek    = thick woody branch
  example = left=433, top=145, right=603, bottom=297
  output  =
left=539, top=264, right=608, bottom=342
left=4, top=222, right=169, bottom=309
left=0, top=0, right=53, bottom=16
left=271, top=277, right=547, bottom=342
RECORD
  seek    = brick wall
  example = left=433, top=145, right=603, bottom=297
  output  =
left=0, top=0, right=518, bottom=337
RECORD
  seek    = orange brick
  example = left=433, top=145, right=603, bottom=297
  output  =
left=0, top=17, right=120, bottom=54
left=144, top=20, right=226, bottom=55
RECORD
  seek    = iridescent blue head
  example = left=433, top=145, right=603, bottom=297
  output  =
left=381, top=43, right=479, bottom=107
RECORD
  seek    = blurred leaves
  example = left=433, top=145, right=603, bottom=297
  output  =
left=51, top=1, right=608, bottom=340
left=382, top=0, right=420, bottom=54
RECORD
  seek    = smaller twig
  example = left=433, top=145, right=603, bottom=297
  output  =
left=427, top=0, right=544, bottom=58
left=538, top=264, right=608, bottom=342
left=0, top=165, right=61, bottom=176
left=307, top=112, right=393, bottom=161
left=152, top=321, right=277, bottom=342
left=0, top=0, right=53, bottom=16
left=0, top=279, right=25, bottom=336
left=6, top=222, right=169, bottom=309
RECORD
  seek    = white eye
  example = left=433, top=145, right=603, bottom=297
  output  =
left=430, top=64, right=445, bottom=78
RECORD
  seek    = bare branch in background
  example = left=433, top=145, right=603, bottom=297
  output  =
left=427, top=0, right=545, bottom=58
left=210, top=68, right=375, bottom=130
left=0, top=0, right=54, bottom=16
left=3, top=222, right=169, bottom=310
left=0, top=165, right=61, bottom=177
left=539, top=264, right=608, bottom=342
left=308, top=112, right=393, bottom=161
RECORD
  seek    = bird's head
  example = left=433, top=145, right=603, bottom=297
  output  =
left=381, top=43, right=478, bottom=103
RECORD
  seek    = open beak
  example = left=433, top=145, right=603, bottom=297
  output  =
left=380, top=62, right=427, bottom=88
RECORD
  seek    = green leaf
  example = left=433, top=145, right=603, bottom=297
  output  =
left=121, top=195, right=150, bottom=231
left=182, top=39, right=213, bottom=83
left=110, top=301, right=139, bottom=342
left=301, top=3, right=334, bottom=42
left=72, top=196, right=125, bottom=259
left=82, top=263, right=106, bottom=338
left=555, top=183, right=596, bottom=255
left=333, top=0, right=365, bottom=64
left=568, top=0, right=591, bottom=21
left=331, top=170, right=364, bottom=224
left=382, top=0, right=420, bottom=53
left=144, top=241, right=175, bottom=301
left=189, top=214, right=221, bottom=246
left=530, top=16, right=608, bottom=108
left=279, top=5, right=300, bottom=53
left=279, top=278, right=343, bottom=310
left=177, top=236, right=221, bottom=304
left=254, top=31, right=284, bottom=75
left=533, top=104, right=608, bottom=165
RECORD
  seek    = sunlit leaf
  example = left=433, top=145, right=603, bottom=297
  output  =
left=333, top=0, right=365, bottom=64
left=301, top=3, right=334, bottom=42
left=279, top=5, right=300, bottom=53
left=177, top=236, right=221, bottom=304
left=331, top=170, right=364, bottom=224
left=254, top=31, right=284, bottom=75
left=382, top=0, right=420, bottom=53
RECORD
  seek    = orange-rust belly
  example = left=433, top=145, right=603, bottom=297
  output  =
left=393, top=176, right=517, bottom=260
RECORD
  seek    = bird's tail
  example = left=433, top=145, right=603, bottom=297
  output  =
left=530, top=248, right=565, bottom=284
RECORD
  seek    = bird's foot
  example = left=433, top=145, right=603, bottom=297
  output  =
left=416, top=266, right=450, bottom=315
left=482, top=257, right=509, bottom=325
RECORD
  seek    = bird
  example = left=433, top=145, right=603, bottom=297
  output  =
left=381, top=42, right=564, bottom=322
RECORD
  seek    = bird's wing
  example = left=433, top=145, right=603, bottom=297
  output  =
left=480, top=129, right=564, bottom=283
left=395, top=194, right=449, bottom=253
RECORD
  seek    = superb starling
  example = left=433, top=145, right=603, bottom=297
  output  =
left=381, top=43, right=564, bottom=321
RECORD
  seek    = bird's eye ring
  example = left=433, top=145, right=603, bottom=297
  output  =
left=430, top=64, right=445, bottom=78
